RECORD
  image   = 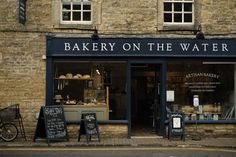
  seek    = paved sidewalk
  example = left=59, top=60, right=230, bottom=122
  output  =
left=1, top=136, right=236, bottom=149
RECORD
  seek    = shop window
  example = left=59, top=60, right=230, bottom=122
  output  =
left=53, top=61, right=127, bottom=121
left=167, top=61, right=236, bottom=121
left=61, top=0, right=92, bottom=24
left=163, top=0, right=194, bottom=25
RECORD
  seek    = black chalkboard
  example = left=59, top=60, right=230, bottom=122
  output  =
left=78, top=113, right=100, bottom=143
left=43, top=106, right=68, bottom=141
left=168, top=112, right=185, bottom=141
left=34, top=106, right=69, bottom=144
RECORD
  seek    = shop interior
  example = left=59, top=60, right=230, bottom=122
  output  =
left=131, top=64, right=161, bottom=136
left=53, top=61, right=127, bottom=121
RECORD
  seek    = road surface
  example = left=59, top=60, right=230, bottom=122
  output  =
left=1, top=147, right=236, bottom=157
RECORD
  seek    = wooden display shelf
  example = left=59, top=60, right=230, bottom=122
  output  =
left=184, top=112, right=221, bottom=115
left=55, top=78, right=94, bottom=80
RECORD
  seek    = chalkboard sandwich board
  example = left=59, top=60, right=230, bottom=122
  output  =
left=78, top=113, right=100, bottom=144
left=34, top=105, right=69, bottom=144
left=168, top=112, right=185, bottom=141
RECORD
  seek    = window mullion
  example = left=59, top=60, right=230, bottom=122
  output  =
left=172, top=3, right=174, bottom=23
left=81, top=1, right=83, bottom=22
left=182, top=3, right=184, bottom=23
left=70, top=2, right=73, bottom=22
left=192, top=3, right=194, bottom=24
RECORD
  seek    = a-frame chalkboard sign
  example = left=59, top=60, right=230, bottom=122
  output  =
left=78, top=113, right=100, bottom=144
left=33, top=105, right=69, bottom=144
left=168, top=112, right=185, bottom=141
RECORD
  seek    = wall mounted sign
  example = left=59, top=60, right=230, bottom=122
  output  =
left=166, top=90, right=175, bottom=102
left=47, top=37, right=236, bottom=57
left=19, top=0, right=26, bottom=24
left=193, top=95, right=199, bottom=107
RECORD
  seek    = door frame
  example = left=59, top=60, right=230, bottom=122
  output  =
left=127, top=60, right=167, bottom=137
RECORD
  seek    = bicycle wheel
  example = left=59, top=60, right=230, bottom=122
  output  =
left=1, top=123, right=18, bottom=142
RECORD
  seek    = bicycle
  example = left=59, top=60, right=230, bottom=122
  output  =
left=0, top=118, right=18, bottom=142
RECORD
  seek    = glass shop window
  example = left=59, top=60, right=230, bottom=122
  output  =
left=53, top=61, right=127, bottom=121
left=164, top=0, right=194, bottom=25
left=61, top=0, right=92, bottom=24
left=167, top=61, right=236, bottom=121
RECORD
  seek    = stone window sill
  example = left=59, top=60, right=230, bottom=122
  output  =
left=53, top=24, right=94, bottom=30
left=162, top=24, right=196, bottom=31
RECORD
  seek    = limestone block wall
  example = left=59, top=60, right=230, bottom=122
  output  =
left=0, top=0, right=52, bottom=32
left=1, top=0, right=236, bottom=35
left=200, top=0, right=236, bottom=35
left=99, top=0, right=158, bottom=34
left=67, top=124, right=128, bottom=140
left=0, top=32, right=46, bottom=138
left=185, top=124, right=236, bottom=138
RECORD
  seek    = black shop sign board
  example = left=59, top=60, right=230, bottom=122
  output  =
left=19, top=0, right=26, bottom=24
left=78, top=113, right=100, bottom=143
left=33, top=106, right=69, bottom=144
left=168, top=112, right=185, bottom=141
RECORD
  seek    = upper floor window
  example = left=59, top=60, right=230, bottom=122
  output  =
left=61, top=0, right=92, bottom=24
left=163, top=0, right=194, bottom=25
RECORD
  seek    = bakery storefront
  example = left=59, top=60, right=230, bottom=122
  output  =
left=46, top=37, right=236, bottom=137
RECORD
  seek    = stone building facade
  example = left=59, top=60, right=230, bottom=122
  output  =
left=0, top=0, right=236, bottom=139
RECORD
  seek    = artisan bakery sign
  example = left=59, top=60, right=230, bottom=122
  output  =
left=47, top=37, right=236, bottom=57
left=185, top=72, right=221, bottom=93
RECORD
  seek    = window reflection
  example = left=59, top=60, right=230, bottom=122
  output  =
left=167, top=61, right=235, bottom=121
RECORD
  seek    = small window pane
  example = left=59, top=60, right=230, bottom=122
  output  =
left=164, top=13, right=172, bottom=22
left=73, top=12, right=81, bottom=21
left=174, top=13, right=182, bottom=22
left=83, top=12, right=91, bottom=21
left=83, top=5, right=91, bottom=10
left=184, top=13, right=192, bottom=22
left=164, top=3, right=172, bottom=11
left=174, top=3, right=182, bottom=11
left=63, top=4, right=71, bottom=10
left=73, top=4, right=81, bottom=10
left=184, top=3, right=192, bottom=12
left=62, top=12, right=71, bottom=20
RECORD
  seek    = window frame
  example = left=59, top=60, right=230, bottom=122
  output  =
left=60, top=0, right=92, bottom=25
left=163, top=0, right=194, bottom=26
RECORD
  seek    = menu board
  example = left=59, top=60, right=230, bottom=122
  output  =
left=83, top=113, right=98, bottom=135
left=168, top=112, right=185, bottom=141
left=34, top=106, right=68, bottom=144
left=78, top=113, right=100, bottom=143
left=43, top=106, right=68, bottom=141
